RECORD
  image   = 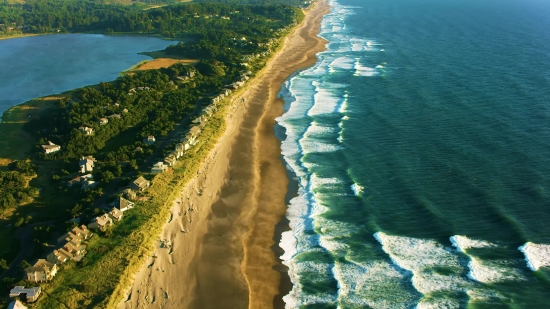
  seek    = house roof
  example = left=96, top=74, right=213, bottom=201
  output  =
left=110, top=208, right=123, bottom=219
left=9, top=286, right=41, bottom=299
left=25, top=259, right=55, bottom=274
left=95, top=214, right=112, bottom=226
left=189, top=126, right=201, bottom=135
left=133, top=176, right=149, bottom=188
left=115, top=197, right=134, bottom=210
left=7, top=299, right=27, bottom=309
left=42, top=144, right=60, bottom=150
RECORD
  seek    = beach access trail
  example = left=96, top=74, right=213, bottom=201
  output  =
left=119, top=1, right=330, bottom=308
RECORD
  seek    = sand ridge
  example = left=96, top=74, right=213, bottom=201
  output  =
left=119, top=2, right=330, bottom=308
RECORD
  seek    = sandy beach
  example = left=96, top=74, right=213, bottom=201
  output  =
left=119, top=1, right=330, bottom=308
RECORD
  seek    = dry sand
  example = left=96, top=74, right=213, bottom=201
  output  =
left=119, top=2, right=329, bottom=308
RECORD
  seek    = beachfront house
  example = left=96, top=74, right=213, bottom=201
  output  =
left=25, top=260, right=58, bottom=283
left=144, top=135, right=156, bottom=146
left=7, top=299, right=28, bottom=308
left=174, top=146, right=184, bottom=158
left=151, top=162, right=168, bottom=173
left=88, top=214, right=113, bottom=231
left=109, top=208, right=123, bottom=222
left=189, top=126, right=201, bottom=137
left=78, top=126, right=94, bottom=135
left=9, top=286, right=41, bottom=303
left=79, top=156, right=96, bottom=173
left=46, top=249, right=70, bottom=265
left=68, top=174, right=93, bottom=187
left=130, top=176, right=150, bottom=192
left=81, top=179, right=98, bottom=190
left=164, top=155, right=177, bottom=167
left=41, top=141, right=61, bottom=154
left=112, top=197, right=134, bottom=212
left=192, top=115, right=205, bottom=125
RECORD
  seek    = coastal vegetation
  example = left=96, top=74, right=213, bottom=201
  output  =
left=0, top=0, right=310, bottom=307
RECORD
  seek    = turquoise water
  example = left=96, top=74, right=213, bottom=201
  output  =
left=0, top=34, right=175, bottom=116
left=278, top=0, right=550, bottom=308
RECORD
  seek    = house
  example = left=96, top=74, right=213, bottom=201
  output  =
left=79, top=156, right=96, bottom=173
left=164, top=155, right=177, bottom=167
left=123, top=188, right=137, bottom=200
left=46, top=249, right=71, bottom=265
left=9, top=286, right=41, bottom=303
left=81, top=179, right=98, bottom=190
left=171, top=150, right=181, bottom=159
left=99, top=118, right=108, bottom=125
left=108, top=113, right=121, bottom=119
left=60, top=241, right=87, bottom=261
left=130, top=176, right=150, bottom=192
left=144, top=135, right=156, bottom=146
left=41, top=141, right=61, bottom=154
left=78, top=126, right=94, bottom=135
left=88, top=214, right=113, bottom=231
left=68, top=225, right=93, bottom=241
left=109, top=208, right=123, bottom=222
left=25, top=260, right=58, bottom=283
left=68, top=174, right=93, bottom=186
left=187, top=70, right=196, bottom=78
left=189, top=126, right=201, bottom=137
left=174, top=146, right=184, bottom=158
left=192, top=115, right=203, bottom=124
left=203, top=106, right=216, bottom=117
left=7, top=299, right=28, bottom=309
left=112, top=197, right=134, bottom=212
left=151, top=162, right=168, bottom=173
left=122, top=108, right=129, bottom=113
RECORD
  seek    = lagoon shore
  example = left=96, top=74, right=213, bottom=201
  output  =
left=120, top=1, right=329, bottom=308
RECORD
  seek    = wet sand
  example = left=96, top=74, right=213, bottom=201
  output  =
left=119, top=2, right=329, bottom=308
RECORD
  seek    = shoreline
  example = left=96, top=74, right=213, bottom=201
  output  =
left=119, top=1, right=330, bottom=308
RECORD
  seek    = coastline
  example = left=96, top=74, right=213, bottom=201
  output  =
left=119, top=1, right=330, bottom=308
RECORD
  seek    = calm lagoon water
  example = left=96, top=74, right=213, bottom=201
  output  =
left=0, top=34, right=175, bottom=116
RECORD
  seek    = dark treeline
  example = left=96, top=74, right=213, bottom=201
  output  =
left=0, top=0, right=301, bottom=37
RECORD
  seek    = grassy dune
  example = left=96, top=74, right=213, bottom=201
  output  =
left=30, top=100, right=228, bottom=309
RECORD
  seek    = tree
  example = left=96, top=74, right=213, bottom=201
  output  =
left=70, top=203, right=82, bottom=217
left=20, top=260, right=31, bottom=269
left=0, top=259, right=8, bottom=270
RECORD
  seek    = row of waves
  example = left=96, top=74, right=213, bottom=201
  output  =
left=276, top=0, right=550, bottom=308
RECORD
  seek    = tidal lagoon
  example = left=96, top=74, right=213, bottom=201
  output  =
left=0, top=34, right=175, bottom=116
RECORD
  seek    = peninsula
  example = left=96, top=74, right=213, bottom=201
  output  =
left=0, top=0, right=329, bottom=308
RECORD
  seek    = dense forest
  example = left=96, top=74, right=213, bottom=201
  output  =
left=0, top=0, right=305, bottom=37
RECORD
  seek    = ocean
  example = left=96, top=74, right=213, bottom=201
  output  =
left=0, top=34, right=175, bottom=116
left=277, top=0, right=550, bottom=308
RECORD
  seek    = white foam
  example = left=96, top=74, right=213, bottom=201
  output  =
left=467, top=258, right=525, bottom=283
left=353, top=59, right=378, bottom=77
left=307, top=81, right=347, bottom=116
left=450, top=235, right=497, bottom=252
left=333, top=260, right=417, bottom=309
left=519, top=242, right=550, bottom=271
left=329, top=56, right=355, bottom=72
left=374, top=232, right=474, bottom=296
left=351, top=183, right=363, bottom=196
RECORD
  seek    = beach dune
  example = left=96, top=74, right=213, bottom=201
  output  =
left=119, top=1, right=329, bottom=308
